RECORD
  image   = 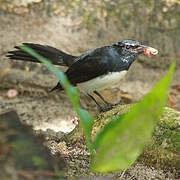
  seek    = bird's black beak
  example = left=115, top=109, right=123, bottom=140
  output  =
left=137, top=45, right=158, bottom=57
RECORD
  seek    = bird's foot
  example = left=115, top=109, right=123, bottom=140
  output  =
left=98, top=106, right=109, bottom=112
left=112, top=100, right=126, bottom=106
left=98, top=103, right=114, bottom=112
left=98, top=101, right=126, bottom=112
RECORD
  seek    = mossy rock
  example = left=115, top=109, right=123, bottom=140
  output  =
left=142, top=107, right=180, bottom=169
left=65, top=105, right=180, bottom=170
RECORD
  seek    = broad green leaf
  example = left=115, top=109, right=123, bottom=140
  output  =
left=91, top=62, right=175, bottom=172
left=20, top=45, right=93, bottom=152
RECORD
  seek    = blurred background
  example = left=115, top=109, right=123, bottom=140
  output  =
left=0, top=0, right=180, bottom=179
left=0, top=0, right=180, bottom=132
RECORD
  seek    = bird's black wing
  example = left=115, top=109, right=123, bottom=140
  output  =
left=50, top=46, right=130, bottom=91
left=66, top=49, right=113, bottom=85
left=50, top=48, right=111, bottom=91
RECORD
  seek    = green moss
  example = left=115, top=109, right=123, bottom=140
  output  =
left=141, top=107, right=180, bottom=169
left=154, top=107, right=180, bottom=152
left=142, top=146, right=180, bottom=169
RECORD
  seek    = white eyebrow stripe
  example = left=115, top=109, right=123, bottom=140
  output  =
left=125, top=43, right=135, bottom=46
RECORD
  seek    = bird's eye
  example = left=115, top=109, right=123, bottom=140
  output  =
left=126, top=45, right=131, bottom=49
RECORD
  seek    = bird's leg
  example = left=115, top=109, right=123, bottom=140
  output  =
left=88, top=93, right=106, bottom=112
left=94, top=90, right=114, bottom=109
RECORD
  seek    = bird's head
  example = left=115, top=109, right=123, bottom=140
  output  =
left=115, top=39, right=158, bottom=57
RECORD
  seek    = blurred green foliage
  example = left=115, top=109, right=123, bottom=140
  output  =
left=32, top=156, right=48, bottom=168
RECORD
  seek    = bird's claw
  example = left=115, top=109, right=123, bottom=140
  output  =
left=98, top=101, right=125, bottom=112
left=98, top=103, right=114, bottom=112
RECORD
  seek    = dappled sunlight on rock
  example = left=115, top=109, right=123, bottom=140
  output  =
left=34, top=117, right=77, bottom=133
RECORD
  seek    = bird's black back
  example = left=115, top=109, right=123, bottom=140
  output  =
left=66, top=45, right=137, bottom=85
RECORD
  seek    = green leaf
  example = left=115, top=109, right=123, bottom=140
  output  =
left=78, top=108, right=94, bottom=150
left=20, top=45, right=93, bottom=153
left=91, top=62, right=175, bottom=172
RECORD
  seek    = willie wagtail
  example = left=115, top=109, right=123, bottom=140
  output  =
left=7, top=39, right=158, bottom=111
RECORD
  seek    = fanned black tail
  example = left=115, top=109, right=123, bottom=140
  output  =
left=7, top=43, right=77, bottom=67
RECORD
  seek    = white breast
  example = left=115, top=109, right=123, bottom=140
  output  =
left=77, top=70, right=127, bottom=93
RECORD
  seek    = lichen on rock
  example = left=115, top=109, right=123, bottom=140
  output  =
left=142, top=107, right=180, bottom=169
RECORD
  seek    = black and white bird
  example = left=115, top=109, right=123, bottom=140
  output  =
left=7, top=39, right=158, bottom=111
